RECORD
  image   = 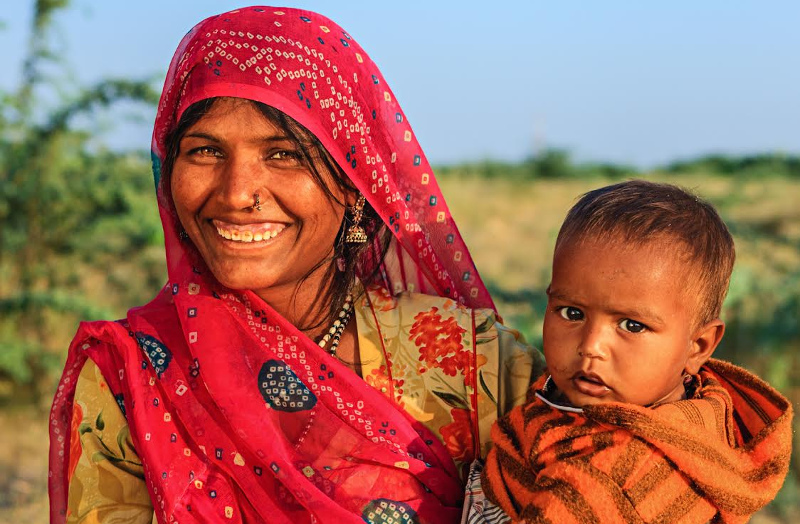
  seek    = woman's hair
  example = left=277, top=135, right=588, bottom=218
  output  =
left=555, top=179, right=736, bottom=326
left=162, top=97, right=392, bottom=330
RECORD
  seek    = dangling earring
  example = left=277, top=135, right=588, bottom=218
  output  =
left=682, top=371, right=696, bottom=397
left=345, top=194, right=367, bottom=244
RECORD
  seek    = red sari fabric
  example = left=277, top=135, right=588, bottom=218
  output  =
left=49, top=6, right=495, bottom=524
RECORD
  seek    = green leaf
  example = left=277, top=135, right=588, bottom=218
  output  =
left=479, top=371, right=497, bottom=405
left=474, top=315, right=495, bottom=335
left=95, top=411, right=105, bottom=431
left=116, top=426, right=130, bottom=459
left=432, top=389, right=469, bottom=410
left=78, top=422, right=93, bottom=435
left=90, top=451, right=108, bottom=463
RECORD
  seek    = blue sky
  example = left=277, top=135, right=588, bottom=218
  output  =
left=2, top=1, right=798, bottom=167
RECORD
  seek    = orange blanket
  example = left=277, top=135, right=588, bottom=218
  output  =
left=482, top=359, right=793, bottom=523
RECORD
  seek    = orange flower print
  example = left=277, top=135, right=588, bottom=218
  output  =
left=463, top=353, right=488, bottom=389
left=67, top=402, right=84, bottom=481
left=365, top=365, right=392, bottom=397
left=368, top=286, right=396, bottom=312
left=409, top=307, right=468, bottom=377
left=439, top=408, right=474, bottom=463
left=393, top=377, right=405, bottom=398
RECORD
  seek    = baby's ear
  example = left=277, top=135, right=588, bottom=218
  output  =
left=685, top=319, right=725, bottom=374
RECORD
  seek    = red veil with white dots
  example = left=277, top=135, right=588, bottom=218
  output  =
left=50, top=6, right=493, bottom=523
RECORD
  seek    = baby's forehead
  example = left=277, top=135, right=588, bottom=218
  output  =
left=562, top=231, right=689, bottom=258
left=554, top=233, right=707, bottom=315
left=564, top=234, right=703, bottom=284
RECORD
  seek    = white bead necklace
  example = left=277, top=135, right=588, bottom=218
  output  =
left=317, top=294, right=354, bottom=356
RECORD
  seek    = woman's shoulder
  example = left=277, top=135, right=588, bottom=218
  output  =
left=359, top=284, right=543, bottom=367
left=69, top=318, right=132, bottom=350
left=356, top=285, right=545, bottom=464
left=363, top=285, right=476, bottom=315
left=360, top=286, right=512, bottom=334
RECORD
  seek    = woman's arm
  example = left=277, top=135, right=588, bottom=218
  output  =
left=66, top=360, right=154, bottom=523
left=473, top=308, right=546, bottom=459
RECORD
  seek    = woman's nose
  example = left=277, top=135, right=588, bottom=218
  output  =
left=218, top=153, right=266, bottom=210
left=577, top=323, right=610, bottom=360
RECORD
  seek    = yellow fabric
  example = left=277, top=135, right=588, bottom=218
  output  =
left=67, top=290, right=543, bottom=521
left=356, top=287, right=543, bottom=469
left=67, top=361, right=155, bottom=524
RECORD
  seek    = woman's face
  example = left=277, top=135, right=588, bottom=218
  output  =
left=170, top=97, right=347, bottom=307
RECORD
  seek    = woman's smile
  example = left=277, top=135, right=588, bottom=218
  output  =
left=211, top=219, right=288, bottom=243
left=170, top=98, right=347, bottom=306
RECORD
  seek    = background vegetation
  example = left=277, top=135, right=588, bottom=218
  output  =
left=2, top=1, right=798, bottom=522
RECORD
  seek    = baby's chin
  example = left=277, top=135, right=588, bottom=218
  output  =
left=551, top=377, right=615, bottom=407
left=561, top=391, right=616, bottom=408
left=559, top=388, right=686, bottom=409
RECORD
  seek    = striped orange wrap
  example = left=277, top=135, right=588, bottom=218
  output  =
left=482, top=359, right=793, bottom=523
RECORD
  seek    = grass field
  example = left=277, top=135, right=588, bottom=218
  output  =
left=439, top=171, right=800, bottom=521
left=1, top=171, right=798, bottom=522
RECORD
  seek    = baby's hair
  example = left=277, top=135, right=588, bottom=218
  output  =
left=555, top=179, right=735, bottom=326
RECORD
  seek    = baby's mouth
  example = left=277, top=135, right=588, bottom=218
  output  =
left=572, top=371, right=611, bottom=397
left=212, top=220, right=287, bottom=243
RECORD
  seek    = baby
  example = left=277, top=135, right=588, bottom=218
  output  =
left=469, top=180, right=793, bottom=524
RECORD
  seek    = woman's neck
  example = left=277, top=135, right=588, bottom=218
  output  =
left=329, top=320, right=361, bottom=377
left=250, top=267, right=362, bottom=376
left=252, top=267, right=333, bottom=329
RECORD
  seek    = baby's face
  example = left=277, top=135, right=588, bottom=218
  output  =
left=543, top=237, right=701, bottom=407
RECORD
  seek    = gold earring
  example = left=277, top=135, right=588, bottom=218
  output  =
left=252, top=193, right=261, bottom=211
left=345, top=194, right=367, bottom=244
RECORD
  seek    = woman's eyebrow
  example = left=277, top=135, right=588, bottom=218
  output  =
left=181, top=132, right=293, bottom=143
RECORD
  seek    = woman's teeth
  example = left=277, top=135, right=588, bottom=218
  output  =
left=216, top=227, right=282, bottom=243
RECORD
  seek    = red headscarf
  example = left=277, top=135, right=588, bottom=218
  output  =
left=50, top=6, right=493, bottom=523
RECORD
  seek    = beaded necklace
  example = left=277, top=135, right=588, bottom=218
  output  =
left=317, top=294, right=354, bottom=356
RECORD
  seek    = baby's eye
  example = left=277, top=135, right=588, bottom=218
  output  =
left=557, top=306, right=584, bottom=321
left=619, top=319, right=647, bottom=333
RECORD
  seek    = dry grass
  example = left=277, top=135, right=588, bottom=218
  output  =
left=0, top=408, right=50, bottom=523
left=2, top=173, right=798, bottom=522
left=439, top=173, right=800, bottom=293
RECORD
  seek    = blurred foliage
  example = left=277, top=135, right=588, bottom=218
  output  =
left=0, top=0, right=161, bottom=400
left=665, top=153, right=800, bottom=179
left=436, top=148, right=799, bottom=181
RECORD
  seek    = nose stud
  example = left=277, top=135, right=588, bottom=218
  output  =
left=252, top=193, right=261, bottom=211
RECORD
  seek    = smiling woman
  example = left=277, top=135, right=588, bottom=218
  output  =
left=47, top=6, right=544, bottom=524
left=169, top=98, right=354, bottom=330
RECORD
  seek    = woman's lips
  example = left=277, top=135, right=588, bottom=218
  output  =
left=211, top=219, right=287, bottom=243
left=571, top=371, right=611, bottom=398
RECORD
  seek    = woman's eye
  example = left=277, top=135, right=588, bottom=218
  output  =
left=267, top=150, right=303, bottom=164
left=189, top=146, right=221, bottom=158
left=557, top=306, right=584, bottom=321
left=619, top=319, right=647, bottom=333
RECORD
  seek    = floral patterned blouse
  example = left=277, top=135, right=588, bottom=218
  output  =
left=66, top=288, right=544, bottom=523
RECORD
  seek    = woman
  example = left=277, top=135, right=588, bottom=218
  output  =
left=49, top=6, right=543, bottom=524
